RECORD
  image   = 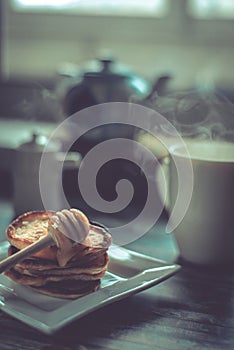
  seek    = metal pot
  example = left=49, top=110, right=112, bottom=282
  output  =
left=13, top=133, right=81, bottom=216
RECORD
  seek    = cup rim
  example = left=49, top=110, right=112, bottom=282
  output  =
left=169, top=140, right=234, bottom=163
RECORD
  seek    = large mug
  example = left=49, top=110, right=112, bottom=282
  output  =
left=160, top=140, right=234, bottom=265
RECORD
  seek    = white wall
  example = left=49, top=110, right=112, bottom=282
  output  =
left=3, top=0, right=234, bottom=90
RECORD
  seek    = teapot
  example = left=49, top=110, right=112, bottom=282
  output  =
left=61, top=57, right=150, bottom=115
left=56, top=57, right=150, bottom=144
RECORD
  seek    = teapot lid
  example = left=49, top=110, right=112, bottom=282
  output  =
left=18, top=133, right=59, bottom=153
left=83, top=58, right=148, bottom=88
left=84, top=58, right=126, bottom=79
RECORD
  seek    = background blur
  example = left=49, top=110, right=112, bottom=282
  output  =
left=1, top=0, right=234, bottom=113
left=0, top=0, right=234, bottom=221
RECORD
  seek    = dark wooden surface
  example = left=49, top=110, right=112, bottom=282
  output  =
left=1, top=206, right=234, bottom=350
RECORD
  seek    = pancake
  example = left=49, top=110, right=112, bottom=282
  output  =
left=7, top=211, right=112, bottom=263
left=5, top=209, right=112, bottom=299
left=5, top=267, right=107, bottom=286
left=12, top=253, right=108, bottom=277
left=7, top=211, right=57, bottom=260
left=8, top=246, right=108, bottom=271
left=5, top=250, right=108, bottom=283
left=31, top=279, right=101, bottom=299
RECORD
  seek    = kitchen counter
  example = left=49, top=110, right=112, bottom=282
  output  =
left=0, top=119, right=59, bottom=149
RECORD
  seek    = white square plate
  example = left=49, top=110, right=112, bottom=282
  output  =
left=0, top=241, right=180, bottom=334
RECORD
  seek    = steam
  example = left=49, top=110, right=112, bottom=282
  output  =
left=143, top=90, right=234, bottom=141
left=15, top=87, right=65, bottom=123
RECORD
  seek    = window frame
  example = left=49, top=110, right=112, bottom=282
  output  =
left=10, top=0, right=169, bottom=18
left=187, top=0, right=234, bottom=20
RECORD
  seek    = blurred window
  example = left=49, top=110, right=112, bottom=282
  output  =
left=11, top=0, right=169, bottom=17
left=187, top=0, right=234, bottom=19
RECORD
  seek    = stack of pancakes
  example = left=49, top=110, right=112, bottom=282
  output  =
left=5, top=211, right=112, bottom=299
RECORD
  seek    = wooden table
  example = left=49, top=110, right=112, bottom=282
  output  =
left=0, top=210, right=234, bottom=350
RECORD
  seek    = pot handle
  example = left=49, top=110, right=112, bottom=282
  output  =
left=157, top=154, right=171, bottom=211
left=56, top=151, right=81, bottom=170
